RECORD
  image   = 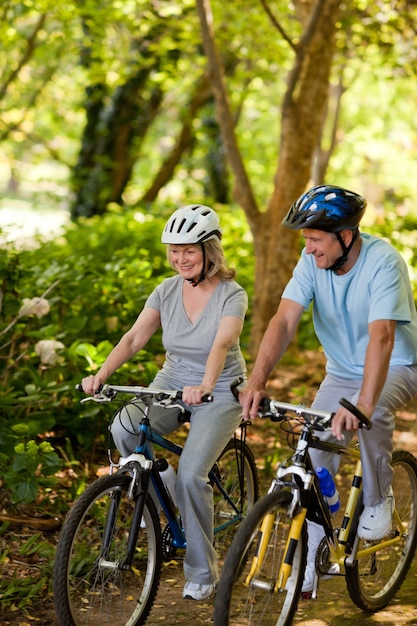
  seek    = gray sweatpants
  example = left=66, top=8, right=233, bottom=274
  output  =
left=109, top=380, right=242, bottom=586
left=309, top=365, right=417, bottom=506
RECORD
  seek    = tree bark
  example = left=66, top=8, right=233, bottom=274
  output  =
left=196, top=0, right=342, bottom=355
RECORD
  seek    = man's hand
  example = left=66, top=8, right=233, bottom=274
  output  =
left=239, top=385, right=267, bottom=419
left=331, top=406, right=361, bottom=440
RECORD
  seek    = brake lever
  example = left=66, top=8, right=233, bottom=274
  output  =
left=80, top=394, right=112, bottom=404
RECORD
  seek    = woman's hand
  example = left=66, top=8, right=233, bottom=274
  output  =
left=81, top=374, right=106, bottom=396
left=182, top=385, right=212, bottom=405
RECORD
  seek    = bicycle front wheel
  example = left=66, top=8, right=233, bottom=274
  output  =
left=53, top=472, right=162, bottom=626
left=214, top=489, right=306, bottom=626
left=213, top=437, right=259, bottom=561
left=346, top=450, right=417, bottom=611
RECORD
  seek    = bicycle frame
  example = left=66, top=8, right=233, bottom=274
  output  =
left=214, top=394, right=417, bottom=626
left=247, top=421, right=408, bottom=596
left=111, top=401, right=251, bottom=563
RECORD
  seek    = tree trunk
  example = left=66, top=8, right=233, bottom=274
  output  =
left=71, top=19, right=176, bottom=219
left=312, top=72, right=347, bottom=186
left=71, top=69, right=164, bottom=219
left=197, top=0, right=342, bottom=355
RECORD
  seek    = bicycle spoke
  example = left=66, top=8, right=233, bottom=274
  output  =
left=53, top=474, right=162, bottom=626
left=213, top=437, right=258, bottom=563
left=346, top=451, right=417, bottom=611
left=214, top=490, right=305, bottom=626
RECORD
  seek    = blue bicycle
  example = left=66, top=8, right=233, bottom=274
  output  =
left=53, top=383, right=259, bottom=626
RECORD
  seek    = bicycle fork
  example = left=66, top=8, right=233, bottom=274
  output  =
left=244, top=502, right=308, bottom=593
left=245, top=466, right=313, bottom=593
left=98, top=454, right=153, bottom=571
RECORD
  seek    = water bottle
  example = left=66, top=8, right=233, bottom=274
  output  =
left=155, top=458, right=177, bottom=507
left=315, top=466, right=340, bottom=514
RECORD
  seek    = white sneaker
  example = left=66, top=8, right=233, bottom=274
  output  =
left=358, top=488, right=394, bottom=540
left=301, top=562, right=340, bottom=594
left=182, top=581, right=215, bottom=601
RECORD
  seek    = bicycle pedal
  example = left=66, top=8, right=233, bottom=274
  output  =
left=301, top=587, right=318, bottom=600
left=301, top=590, right=314, bottom=600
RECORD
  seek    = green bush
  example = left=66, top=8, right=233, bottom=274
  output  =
left=3, top=201, right=415, bottom=505
left=0, top=205, right=254, bottom=504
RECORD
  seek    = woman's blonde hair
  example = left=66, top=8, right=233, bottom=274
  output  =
left=166, top=238, right=236, bottom=280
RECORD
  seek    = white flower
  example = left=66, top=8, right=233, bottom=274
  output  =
left=19, top=297, right=50, bottom=318
left=35, top=340, right=65, bottom=365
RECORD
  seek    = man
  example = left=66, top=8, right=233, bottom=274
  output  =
left=240, top=185, right=417, bottom=594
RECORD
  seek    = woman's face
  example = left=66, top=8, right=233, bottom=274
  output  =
left=169, top=244, right=204, bottom=281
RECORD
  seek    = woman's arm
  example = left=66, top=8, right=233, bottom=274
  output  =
left=82, top=307, right=161, bottom=394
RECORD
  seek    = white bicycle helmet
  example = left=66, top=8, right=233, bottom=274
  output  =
left=161, top=204, right=222, bottom=244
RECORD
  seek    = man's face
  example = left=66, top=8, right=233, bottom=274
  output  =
left=301, top=228, right=341, bottom=270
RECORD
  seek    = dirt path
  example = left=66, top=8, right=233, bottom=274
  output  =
left=2, top=353, right=417, bottom=625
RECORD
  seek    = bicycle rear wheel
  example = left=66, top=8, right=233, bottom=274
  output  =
left=346, top=450, right=417, bottom=611
left=212, top=437, right=259, bottom=561
left=214, top=489, right=306, bottom=626
left=53, top=472, right=162, bottom=626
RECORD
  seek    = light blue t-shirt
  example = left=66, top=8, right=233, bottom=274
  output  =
left=145, top=275, right=247, bottom=390
left=282, top=233, right=417, bottom=379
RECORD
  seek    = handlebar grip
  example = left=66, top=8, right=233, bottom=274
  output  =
left=75, top=383, right=103, bottom=394
left=174, top=391, right=213, bottom=403
left=259, top=396, right=271, bottom=411
left=339, top=397, right=372, bottom=430
left=258, top=397, right=284, bottom=422
left=230, top=377, right=245, bottom=400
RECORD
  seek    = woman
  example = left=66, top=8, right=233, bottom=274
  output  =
left=82, top=204, right=247, bottom=601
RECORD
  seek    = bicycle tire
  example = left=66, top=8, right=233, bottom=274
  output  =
left=346, top=449, right=417, bottom=612
left=213, top=437, right=259, bottom=562
left=214, top=489, right=307, bottom=626
left=53, top=472, right=162, bottom=626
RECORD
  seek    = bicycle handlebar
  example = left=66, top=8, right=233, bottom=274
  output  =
left=259, top=396, right=371, bottom=430
left=230, top=378, right=371, bottom=430
left=75, top=383, right=213, bottom=404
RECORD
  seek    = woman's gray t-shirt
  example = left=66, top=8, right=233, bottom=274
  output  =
left=145, top=275, right=247, bottom=391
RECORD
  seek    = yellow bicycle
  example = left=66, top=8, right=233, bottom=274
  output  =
left=214, top=395, right=417, bottom=625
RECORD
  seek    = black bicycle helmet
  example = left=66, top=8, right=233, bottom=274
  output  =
left=282, top=185, right=367, bottom=232
left=283, top=185, right=367, bottom=272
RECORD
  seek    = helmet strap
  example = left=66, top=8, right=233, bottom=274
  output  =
left=327, top=229, right=358, bottom=272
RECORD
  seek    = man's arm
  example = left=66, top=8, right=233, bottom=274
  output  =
left=240, top=298, right=305, bottom=418
left=332, top=319, right=396, bottom=439
left=82, top=307, right=161, bottom=394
